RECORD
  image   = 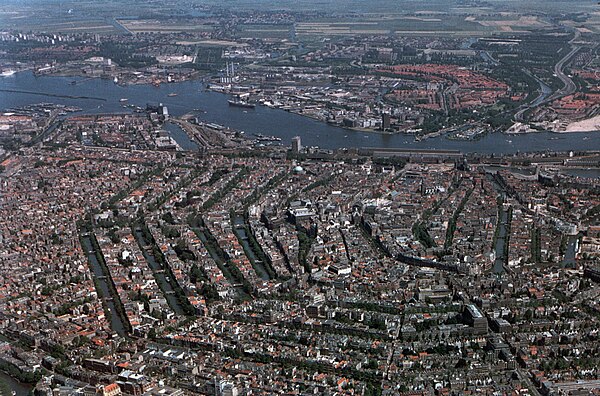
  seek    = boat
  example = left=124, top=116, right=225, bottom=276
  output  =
left=228, top=99, right=256, bottom=109
left=119, top=98, right=128, bottom=103
left=0, top=70, right=16, bottom=77
left=168, top=93, right=178, bottom=97
left=253, top=133, right=281, bottom=142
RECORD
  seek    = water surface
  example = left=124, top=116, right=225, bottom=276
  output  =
left=1, top=72, right=598, bottom=154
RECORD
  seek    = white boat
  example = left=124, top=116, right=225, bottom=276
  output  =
left=0, top=70, right=16, bottom=77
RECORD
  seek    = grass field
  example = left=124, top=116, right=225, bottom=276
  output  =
left=117, top=19, right=215, bottom=34
left=238, top=24, right=292, bottom=40
left=295, top=15, right=497, bottom=38
left=0, top=0, right=596, bottom=36
left=0, top=12, right=120, bottom=34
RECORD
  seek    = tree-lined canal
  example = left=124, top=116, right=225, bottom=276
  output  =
left=80, top=234, right=128, bottom=336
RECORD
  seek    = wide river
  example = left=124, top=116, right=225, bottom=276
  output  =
left=1, top=72, right=599, bottom=154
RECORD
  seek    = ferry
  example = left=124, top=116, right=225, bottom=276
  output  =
left=228, top=99, right=256, bottom=109
left=253, top=133, right=281, bottom=142
left=0, top=69, right=16, bottom=77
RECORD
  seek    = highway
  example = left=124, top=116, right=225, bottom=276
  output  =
left=546, top=46, right=580, bottom=102
left=513, top=68, right=552, bottom=122
left=513, top=29, right=581, bottom=122
left=541, top=28, right=582, bottom=104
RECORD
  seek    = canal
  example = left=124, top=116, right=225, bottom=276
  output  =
left=0, top=371, right=33, bottom=396
left=0, top=371, right=32, bottom=396
left=80, top=235, right=128, bottom=336
left=487, top=173, right=510, bottom=275
left=133, top=228, right=186, bottom=315
left=560, top=168, right=600, bottom=179
left=493, top=209, right=509, bottom=274
left=190, top=223, right=249, bottom=298
left=561, top=234, right=579, bottom=267
left=164, top=121, right=198, bottom=151
left=232, top=215, right=271, bottom=281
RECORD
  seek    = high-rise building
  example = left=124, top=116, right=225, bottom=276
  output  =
left=159, top=103, right=169, bottom=120
left=382, top=113, right=391, bottom=130
left=291, top=136, right=302, bottom=153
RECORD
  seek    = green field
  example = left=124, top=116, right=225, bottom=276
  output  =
left=0, top=0, right=596, bottom=36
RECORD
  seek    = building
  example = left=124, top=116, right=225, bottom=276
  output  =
left=490, top=318, right=511, bottom=333
left=160, top=104, right=169, bottom=120
left=463, top=304, right=488, bottom=335
left=382, top=113, right=391, bottom=130
left=216, top=380, right=238, bottom=396
left=584, top=266, right=600, bottom=282
left=84, top=384, right=121, bottom=396
left=291, top=136, right=302, bottom=153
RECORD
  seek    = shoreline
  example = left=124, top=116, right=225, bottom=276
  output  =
left=506, top=128, right=600, bottom=135
left=212, top=89, right=411, bottom=136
